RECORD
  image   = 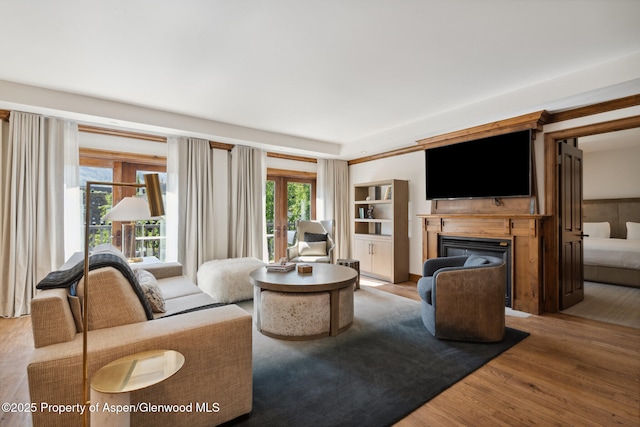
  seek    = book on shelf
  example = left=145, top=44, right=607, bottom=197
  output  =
left=266, top=262, right=296, bottom=272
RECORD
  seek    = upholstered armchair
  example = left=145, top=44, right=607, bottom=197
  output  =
left=417, top=255, right=506, bottom=342
left=286, top=220, right=335, bottom=263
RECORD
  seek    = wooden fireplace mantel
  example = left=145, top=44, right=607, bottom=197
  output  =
left=417, top=214, right=551, bottom=314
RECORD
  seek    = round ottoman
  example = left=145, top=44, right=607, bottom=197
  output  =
left=259, top=286, right=354, bottom=340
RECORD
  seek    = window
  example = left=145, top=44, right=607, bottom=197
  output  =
left=80, top=149, right=167, bottom=260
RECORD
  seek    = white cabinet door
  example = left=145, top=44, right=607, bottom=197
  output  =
left=354, top=237, right=372, bottom=272
left=354, top=236, right=392, bottom=280
left=371, top=239, right=392, bottom=278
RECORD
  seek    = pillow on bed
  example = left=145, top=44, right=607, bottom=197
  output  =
left=583, top=222, right=610, bottom=238
left=627, top=222, right=640, bottom=240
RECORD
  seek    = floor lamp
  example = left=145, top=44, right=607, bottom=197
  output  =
left=82, top=173, right=165, bottom=427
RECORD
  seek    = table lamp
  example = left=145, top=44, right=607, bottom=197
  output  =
left=82, top=173, right=164, bottom=427
left=103, top=196, right=157, bottom=262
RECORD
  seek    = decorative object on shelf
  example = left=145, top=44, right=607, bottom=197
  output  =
left=367, top=205, right=374, bottom=219
left=81, top=173, right=165, bottom=427
left=384, top=186, right=392, bottom=200
left=359, top=207, right=365, bottom=219
left=297, top=264, right=313, bottom=274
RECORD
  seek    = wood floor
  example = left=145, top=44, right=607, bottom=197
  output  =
left=1, top=282, right=639, bottom=427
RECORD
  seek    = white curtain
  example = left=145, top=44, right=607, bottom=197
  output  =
left=0, top=113, right=70, bottom=317
left=61, top=121, right=81, bottom=259
left=229, top=145, right=266, bottom=260
left=169, top=137, right=217, bottom=282
left=317, top=159, right=350, bottom=260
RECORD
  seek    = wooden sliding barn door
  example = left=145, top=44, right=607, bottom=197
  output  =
left=558, top=138, right=584, bottom=309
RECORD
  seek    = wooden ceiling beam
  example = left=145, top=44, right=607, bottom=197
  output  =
left=267, top=152, right=317, bottom=163
left=78, top=124, right=167, bottom=143
left=415, top=110, right=549, bottom=148
left=546, top=94, right=640, bottom=124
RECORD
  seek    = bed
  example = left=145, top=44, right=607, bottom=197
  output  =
left=583, top=198, right=640, bottom=288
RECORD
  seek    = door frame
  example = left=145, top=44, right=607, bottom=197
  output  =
left=543, top=115, right=640, bottom=312
left=266, top=168, right=317, bottom=261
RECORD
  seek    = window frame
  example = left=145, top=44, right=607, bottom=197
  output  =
left=80, top=148, right=167, bottom=256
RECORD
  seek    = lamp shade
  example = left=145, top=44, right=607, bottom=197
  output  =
left=103, top=197, right=154, bottom=221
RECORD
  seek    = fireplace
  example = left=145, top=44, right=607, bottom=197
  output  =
left=439, top=236, right=512, bottom=307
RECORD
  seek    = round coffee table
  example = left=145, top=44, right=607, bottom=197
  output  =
left=249, top=264, right=357, bottom=340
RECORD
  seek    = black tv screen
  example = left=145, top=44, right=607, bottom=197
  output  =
left=425, top=130, right=532, bottom=200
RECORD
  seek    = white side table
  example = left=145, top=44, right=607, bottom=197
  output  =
left=90, top=349, right=184, bottom=427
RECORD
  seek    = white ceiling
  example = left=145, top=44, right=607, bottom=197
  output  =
left=579, top=127, right=640, bottom=153
left=1, top=0, right=640, bottom=159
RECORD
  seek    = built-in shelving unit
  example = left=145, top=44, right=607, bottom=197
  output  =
left=353, top=179, right=408, bottom=283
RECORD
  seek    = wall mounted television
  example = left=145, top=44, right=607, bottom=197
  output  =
left=425, top=129, right=532, bottom=200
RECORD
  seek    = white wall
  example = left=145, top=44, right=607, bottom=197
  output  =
left=349, top=151, right=430, bottom=276
left=583, top=145, right=640, bottom=199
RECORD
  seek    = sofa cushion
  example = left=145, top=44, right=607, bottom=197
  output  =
left=37, top=253, right=154, bottom=321
left=417, top=277, right=433, bottom=305
left=299, top=241, right=327, bottom=256
left=464, top=255, right=490, bottom=267
left=30, top=289, right=78, bottom=348
left=76, top=267, right=150, bottom=330
left=158, top=275, right=203, bottom=300
left=294, top=254, right=331, bottom=263
left=157, top=292, right=220, bottom=318
left=136, top=269, right=166, bottom=313
left=304, top=232, right=328, bottom=242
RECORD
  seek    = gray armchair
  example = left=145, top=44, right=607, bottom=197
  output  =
left=286, top=220, right=335, bottom=263
left=417, top=255, right=506, bottom=342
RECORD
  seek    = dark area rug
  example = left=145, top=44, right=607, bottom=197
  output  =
left=229, top=286, right=529, bottom=427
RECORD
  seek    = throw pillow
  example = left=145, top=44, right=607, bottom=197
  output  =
left=583, top=222, right=610, bottom=239
left=464, top=254, right=490, bottom=267
left=627, top=222, right=640, bottom=240
left=304, top=232, right=328, bottom=242
left=298, top=241, right=327, bottom=256
left=135, top=269, right=166, bottom=313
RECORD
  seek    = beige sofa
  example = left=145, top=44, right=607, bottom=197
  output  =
left=28, top=257, right=252, bottom=427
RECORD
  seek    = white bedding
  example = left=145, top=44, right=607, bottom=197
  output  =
left=584, top=237, right=640, bottom=270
